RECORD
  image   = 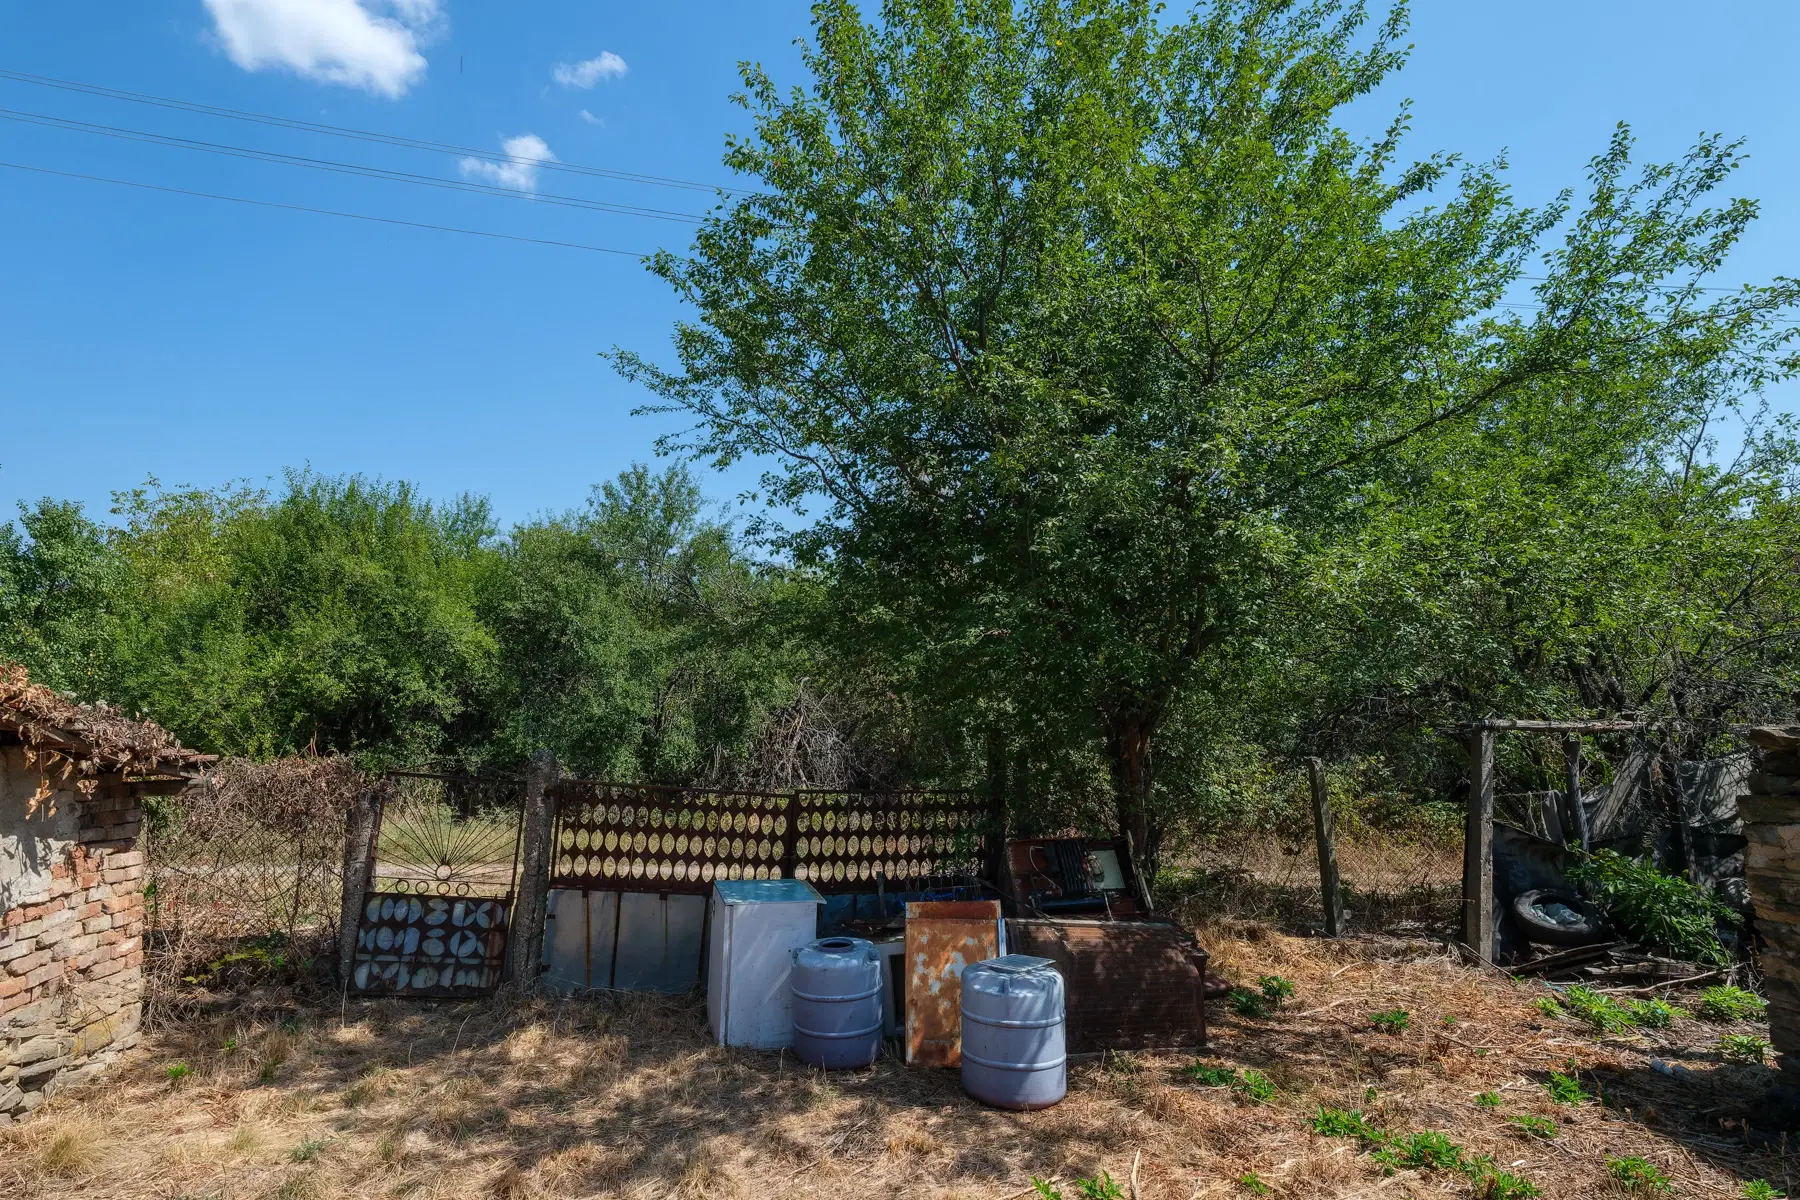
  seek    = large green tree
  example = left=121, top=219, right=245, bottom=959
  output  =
left=614, top=0, right=1798, bottom=875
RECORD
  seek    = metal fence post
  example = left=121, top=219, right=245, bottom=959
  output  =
left=335, top=784, right=381, bottom=987
left=504, top=749, right=560, bottom=987
left=1462, top=729, right=1496, bottom=961
left=1307, top=757, right=1344, bottom=936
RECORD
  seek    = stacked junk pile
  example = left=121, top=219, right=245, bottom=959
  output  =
left=549, top=828, right=1220, bottom=1110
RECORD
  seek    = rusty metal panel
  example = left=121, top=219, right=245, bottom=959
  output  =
left=905, top=900, right=1002, bottom=1067
left=1004, top=918, right=1207, bottom=1054
left=793, top=791, right=986, bottom=893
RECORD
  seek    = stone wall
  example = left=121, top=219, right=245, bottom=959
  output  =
left=0, top=751, right=145, bottom=1124
left=1741, top=725, right=1800, bottom=1084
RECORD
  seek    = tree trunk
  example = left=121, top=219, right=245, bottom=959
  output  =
left=1105, top=711, right=1159, bottom=909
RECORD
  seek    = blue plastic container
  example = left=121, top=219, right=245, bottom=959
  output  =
left=790, top=936, right=884, bottom=1069
left=960, top=954, right=1067, bottom=1109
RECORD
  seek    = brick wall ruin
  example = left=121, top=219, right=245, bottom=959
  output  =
left=0, top=748, right=146, bottom=1125
left=1741, top=725, right=1800, bottom=1087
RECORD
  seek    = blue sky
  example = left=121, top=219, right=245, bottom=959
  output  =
left=2, top=1, right=1797, bottom=530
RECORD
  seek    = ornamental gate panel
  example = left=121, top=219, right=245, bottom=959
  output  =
left=349, top=773, right=525, bottom=997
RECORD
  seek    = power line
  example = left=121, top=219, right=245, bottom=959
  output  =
left=0, top=106, right=708, bottom=224
left=0, top=159, right=655, bottom=257
left=0, top=67, right=755, bottom=198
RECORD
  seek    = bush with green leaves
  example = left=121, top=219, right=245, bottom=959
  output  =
left=1742, top=1180, right=1786, bottom=1199
left=1556, top=986, right=1636, bottom=1033
left=1233, top=1070, right=1277, bottom=1104
left=1720, top=1034, right=1770, bottom=1064
left=1698, top=986, right=1767, bottom=1022
left=1544, top=1068, right=1588, bottom=1104
left=1607, top=1156, right=1673, bottom=1194
left=1626, top=998, right=1685, bottom=1028
left=1075, top=1171, right=1125, bottom=1200
left=1257, top=975, right=1296, bottom=1008
left=1313, top=1107, right=1383, bottom=1141
left=1567, top=850, right=1735, bottom=964
left=1181, top=1062, right=1238, bottom=1087
left=1230, top=988, right=1273, bottom=1018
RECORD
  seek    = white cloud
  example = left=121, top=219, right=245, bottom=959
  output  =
left=578, top=109, right=604, bottom=127
left=459, top=134, right=556, bottom=192
left=203, top=0, right=442, bottom=98
left=552, top=52, right=627, bottom=89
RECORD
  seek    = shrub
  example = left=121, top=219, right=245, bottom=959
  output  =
left=1372, top=1009, right=1411, bottom=1034
left=1626, top=999, right=1685, bottom=1028
left=1567, top=850, right=1734, bottom=964
left=1698, top=986, right=1767, bottom=1022
left=1607, top=1155, right=1672, bottom=1194
left=1720, top=1034, right=1770, bottom=1064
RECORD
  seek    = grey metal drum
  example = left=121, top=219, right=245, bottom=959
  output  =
left=790, top=936, right=884, bottom=1069
left=960, top=954, right=1067, bottom=1109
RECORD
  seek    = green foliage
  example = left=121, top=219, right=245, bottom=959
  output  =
left=1607, top=1156, right=1673, bottom=1193
left=1556, top=986, right=1636, bottom=1033
left=1181, top=1063, right=1237, bottom=1087
left=1312, top=1107, right=1382, bottom=1141
left=1720, top=1034, right=1770, bottom=1064
left=166, top=1062, right=192, bottom=1086
left=1507, top=1115, right=1557, bottom=1140
left=1532, top=996, right=1564, bottom=1019
left=1373, top=1130, right=1465, bottom=1173
left=1471, top=1163, right=1543, bottom=1200
left=1742, top=1180, right=1786, bottom=1199
left=1698, top=986, right=1767, bottom=1022
left=1544, top=1069, right=1588, bottom=1105
left=1626, top=999, right=1685, bottom=1028
left=1233, top=1070, right=1277, bottom=1104
left=614, top=0, right=1800, bottom=867
left=1475, top=1091, right=1502, bottom=1109
left=1230, top=989, right=1273, bottom=1019
left=290, top=1138, right=326, bottom=1163
left=1372, top=1009, right=1411, bottom=1034
left=1238, top=1174, right=1269, bottom=1196
left=1567, top=850, right=1735, bottom=965
left=1258, top=975, right=1296, bottom=1008
left=1075, top=1171, right=1125, bottom=1200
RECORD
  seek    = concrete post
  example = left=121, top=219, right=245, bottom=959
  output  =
left=504, top=750, right=559, bottom=987
left=335, top=785, right=382, bottom=988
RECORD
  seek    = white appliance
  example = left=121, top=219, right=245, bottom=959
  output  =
left=705, top=878, right=824, bottom=1049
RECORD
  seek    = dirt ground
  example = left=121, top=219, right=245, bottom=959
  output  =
left=2, top=921, right=1791, bottom=1199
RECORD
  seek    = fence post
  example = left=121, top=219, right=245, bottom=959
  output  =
left=335, top=784, right=382, bottom=987
left=1306, top=757, right=1344, bottom=936
left=1563, top=733, right=1590, bottom=851
left=1462, top=729, right=1496, bottom=961
left=504, top=749, right=559, bottom=987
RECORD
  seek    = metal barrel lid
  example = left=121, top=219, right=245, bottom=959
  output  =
left=980, top=954, right=1057, bottom=975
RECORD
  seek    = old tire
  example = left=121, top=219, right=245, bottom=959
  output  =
left=1512, top=889, right=1606, bottom=948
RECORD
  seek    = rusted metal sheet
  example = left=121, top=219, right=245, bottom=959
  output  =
left=905, top=900, right=1002, bottom=1066
left=1004, top=918, right=1208, bottom=1055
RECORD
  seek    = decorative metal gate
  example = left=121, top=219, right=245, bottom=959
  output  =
left=349, top=772, right=525, bottom=997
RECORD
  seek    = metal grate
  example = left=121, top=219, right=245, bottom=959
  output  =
left=372, top=772, right=524, bottom=900
left=547, top=781, right=984, bottom=895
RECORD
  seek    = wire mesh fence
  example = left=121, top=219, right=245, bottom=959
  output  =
left=141, top=756, right=370, bottom=1015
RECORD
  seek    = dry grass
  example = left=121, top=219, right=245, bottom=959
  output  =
left=1, top=923, right=1793, bottom=1199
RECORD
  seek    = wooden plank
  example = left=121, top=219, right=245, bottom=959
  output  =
left=1564, top=733, right=1590, bottom=851
left=1590, top=746, right=1651, bottom=841
left=1462, top=730, right=1495, bottom=960
left=1307, top=757, right=1343, bottom=937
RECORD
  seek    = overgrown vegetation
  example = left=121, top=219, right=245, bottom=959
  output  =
left=1568, top=850, right=1737, bottom=964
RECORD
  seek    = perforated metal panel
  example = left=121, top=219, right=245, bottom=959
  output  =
left=546, top=782, right=983, bottom=895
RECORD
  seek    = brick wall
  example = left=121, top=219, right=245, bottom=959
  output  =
left=1741, top=725, right=1800, bottom=1086
left=0, top=766, right=146, bottom=1124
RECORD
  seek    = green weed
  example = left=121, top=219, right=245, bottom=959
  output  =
left=1371, top=1009, right=1410, bottom=1034
left=1030, top=1178, right=1062, bottom=1200
left=289, top=1138, right=327, bottom=1163
left=1075, top=1171, right=1125, bottom=1200
left=1606, top=1155, right=1672, bottom=1193
left=1544, top=1068, right=1588, bottom=1104
left=1742, top=1181, right=1786, bottom=1199
left=1230, top=989, right=1272, bottom=1018
left=1568, top=849, right=1735, bottom=964
left=1558, top=986, right=1635, bottom=1033
left=1181, top=1062, right=1237, bottom=1087
left=1312, top=1107, right=1382, bottom=1141
left=1239, top=1172, right=1270, bottom=1195
left=1699, top=986, right=1767, bottom=1022
left=1626, top=998, right=1684, bottom=1028
left=1373, top=1130, right=1465, bottom=1173
left=1531, top=995, right=1564, bottom=1018
left=1232, top=1069, right=1277, bottom=1104
left=1507, top=1115, right=1556, bottom=1140
left=1475, top=1091, right=1502, bottom=1109
left=1257, top=975, right=1296, bottom=1008
left=166, top=1062, right=192, bottom=1086
left=1721, top=1033, right=1770, bottom=1064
